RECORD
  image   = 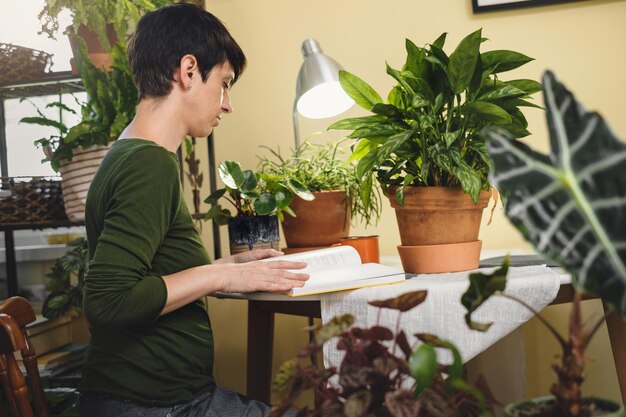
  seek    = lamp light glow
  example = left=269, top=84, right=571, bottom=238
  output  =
left=293, top=39, right=354, bottom=145
left=296, top=81, right=354, bottom=119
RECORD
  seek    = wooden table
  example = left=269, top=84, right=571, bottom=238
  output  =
left=215, top=274, right=626, bottom=405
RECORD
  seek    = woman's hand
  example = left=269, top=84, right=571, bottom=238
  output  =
left=214, top=249, right=284, bottom=264
left=214, top=260, right=309, bottom=293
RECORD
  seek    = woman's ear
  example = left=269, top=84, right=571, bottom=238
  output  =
left=178, top=54, right=198, bottom=90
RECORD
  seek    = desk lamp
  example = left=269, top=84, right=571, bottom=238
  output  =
left=293, top=39, right=354, bottom=146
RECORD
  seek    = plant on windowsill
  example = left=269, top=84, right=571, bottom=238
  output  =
left=462, top=71, right=626, bottom=417
left=204, top=160, right=314, bottom=254
left=257, top=140, right=381, bottom=248
left=42, top=237, right=88, bottom=320
left=328, top=28, right=541, bottom=274
left=271, top=290, right=495, bottom=417
left=20, top=41, right=137, bottom=220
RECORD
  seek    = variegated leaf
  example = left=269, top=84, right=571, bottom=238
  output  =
left=484, top=71, right=626, bottom=315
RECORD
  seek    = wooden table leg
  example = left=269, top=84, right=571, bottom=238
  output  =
left=247, top=300, right=274, bottom=404
left=603, top=303, right=626, bottom=405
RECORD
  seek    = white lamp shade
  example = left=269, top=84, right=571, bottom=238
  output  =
left=296, top=81, right=354, bottom=119
left=295, top=39, right=354, bottom=119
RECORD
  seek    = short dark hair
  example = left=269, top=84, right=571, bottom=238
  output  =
left=128, top=3, right=246, bottom=99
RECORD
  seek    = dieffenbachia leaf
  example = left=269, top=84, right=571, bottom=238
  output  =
left=484, top=71, right=626, bottom=316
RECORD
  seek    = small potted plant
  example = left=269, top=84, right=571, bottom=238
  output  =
left=462, top=71, right=626, bottom=416
left=328, top=29, right=541, bottom=273
left=21, top=42, right=137, bottom=220
left=204, top=160, right=314, bottom=254
left=271, top=290, right=494, bottom=417
left=41, top=237, right=88, bottom=320
left=257, top=141, right=381, bottom=248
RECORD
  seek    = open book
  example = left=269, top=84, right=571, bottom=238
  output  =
left=262, top=246, right=407, bottom=296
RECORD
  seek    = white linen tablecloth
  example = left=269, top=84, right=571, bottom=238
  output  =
left=321, top=265, right=561, bottom=368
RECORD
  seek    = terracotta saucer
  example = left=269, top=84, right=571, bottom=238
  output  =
left=397, top=240, right=482, bottom=274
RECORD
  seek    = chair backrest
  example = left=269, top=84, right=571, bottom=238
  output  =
left=0, top=297, right=48, bottom=417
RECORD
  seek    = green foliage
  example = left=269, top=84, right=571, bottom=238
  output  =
left=462, top=257, right=509, bottom=331
left=485, top=71, right=626, bottom=317
left=20, top=41, right=137, bottom=171
left=257, top=141, right=381, bottom=227
left=42, top=237, right=89, bottom=319
left=38, top=0, right=172, bottom=50
left=462, top=70, right=626, bottom=417
left=204, top=160, right=314, bottom=224
left=271, top=290, right=494, bottom=417
left=328, top=29, right=541, bottom=204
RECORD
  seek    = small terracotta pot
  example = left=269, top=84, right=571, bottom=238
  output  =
left=281, top=190, right=350, bottom=247
left=67, top=24, right=118, bottom=73
left=504, top=396, right=626, bottom=417
left=333, top=235, right=380, bottom=264
left=397, top=241, right=481, bottom=274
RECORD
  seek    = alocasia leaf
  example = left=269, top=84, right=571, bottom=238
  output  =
left=461, top=257, right=509, bottom=331
left=484, top=71, right=626, bottom=316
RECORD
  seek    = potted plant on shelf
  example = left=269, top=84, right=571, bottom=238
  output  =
left=328, top=28, right=541, bottom=274
left=20, top=42, right=137, bottom=220
left=257, top=141, right=381, bottom=249
left=462, top=71, right=626, bottom=416
left=37, top=0, right=173, bottom=70
left=204, top=160, right=314, bottom=254
left=41, top=237, right=88, bottom=320
left=271, top=290, right=495, bottom=417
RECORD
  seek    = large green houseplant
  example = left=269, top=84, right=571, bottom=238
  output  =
left=22, top=43, right=136, bottom=171
left=204, top=160, right=313, bottom=253
left=463, top=71, right=626, bottom=416
left=329, top=29, right=541, bottom=273
left=257, top=141, right=381, bottom=248
left=21, top=42, right=137, bottom=219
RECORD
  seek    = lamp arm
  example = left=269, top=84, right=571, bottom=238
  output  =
left=293, top=98, right=300, bottom=148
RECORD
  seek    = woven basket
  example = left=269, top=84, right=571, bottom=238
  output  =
left=0, top=177, right=67, bottom=226
left=0, top=43, right=53, bottom=85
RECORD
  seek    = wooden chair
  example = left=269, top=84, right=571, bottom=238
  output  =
left=0, top=297, right=49, bottom=417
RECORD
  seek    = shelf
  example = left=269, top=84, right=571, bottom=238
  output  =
left=0, top=71, right=83, bottom=100
left=0, top=219, right=84, bottom=232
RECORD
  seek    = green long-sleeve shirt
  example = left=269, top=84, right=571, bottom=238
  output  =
left=80, top=138, right=214, bottom=405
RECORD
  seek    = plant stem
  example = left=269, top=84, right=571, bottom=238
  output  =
left=498, top=293, right=568, bottom=351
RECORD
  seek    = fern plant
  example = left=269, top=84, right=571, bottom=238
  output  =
left=38, top=0, right=173, bottom=50
left=20, top=41, right=137, bottom=171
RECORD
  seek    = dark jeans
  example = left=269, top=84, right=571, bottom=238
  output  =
left=79, top=386, right=296, bottom=417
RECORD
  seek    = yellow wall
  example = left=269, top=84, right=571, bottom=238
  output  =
left=198, top=0, right=626, bottom=405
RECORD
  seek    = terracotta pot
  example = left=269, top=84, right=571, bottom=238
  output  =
left=59, top=144, right=111, bottom=221
left=281, top=190, right=350, bottom=248
left=333, top=235, right=380, bottom=264
left=228, top=215, right=280, bottom=255
left=387, top=186, right=491, bottom=273
left=398, top=241, right=482, bottom=274
left=67, top=24, right=118, bottom=73
left=387, top=186, right=491, bottom=246
left=504, top=396, right=626, bottom=417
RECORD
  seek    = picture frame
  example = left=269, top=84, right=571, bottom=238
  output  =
left=472, top=0, right=587, bottom=13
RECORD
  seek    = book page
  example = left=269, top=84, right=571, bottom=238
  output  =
left=261, top=246, right=362, bottom=273
left=290, top=263, right=406, bottom=296
left=305, top=263, right=403, bottom=287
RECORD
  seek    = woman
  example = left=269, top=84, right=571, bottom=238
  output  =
left=79, top=4, right=308, bottom=416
